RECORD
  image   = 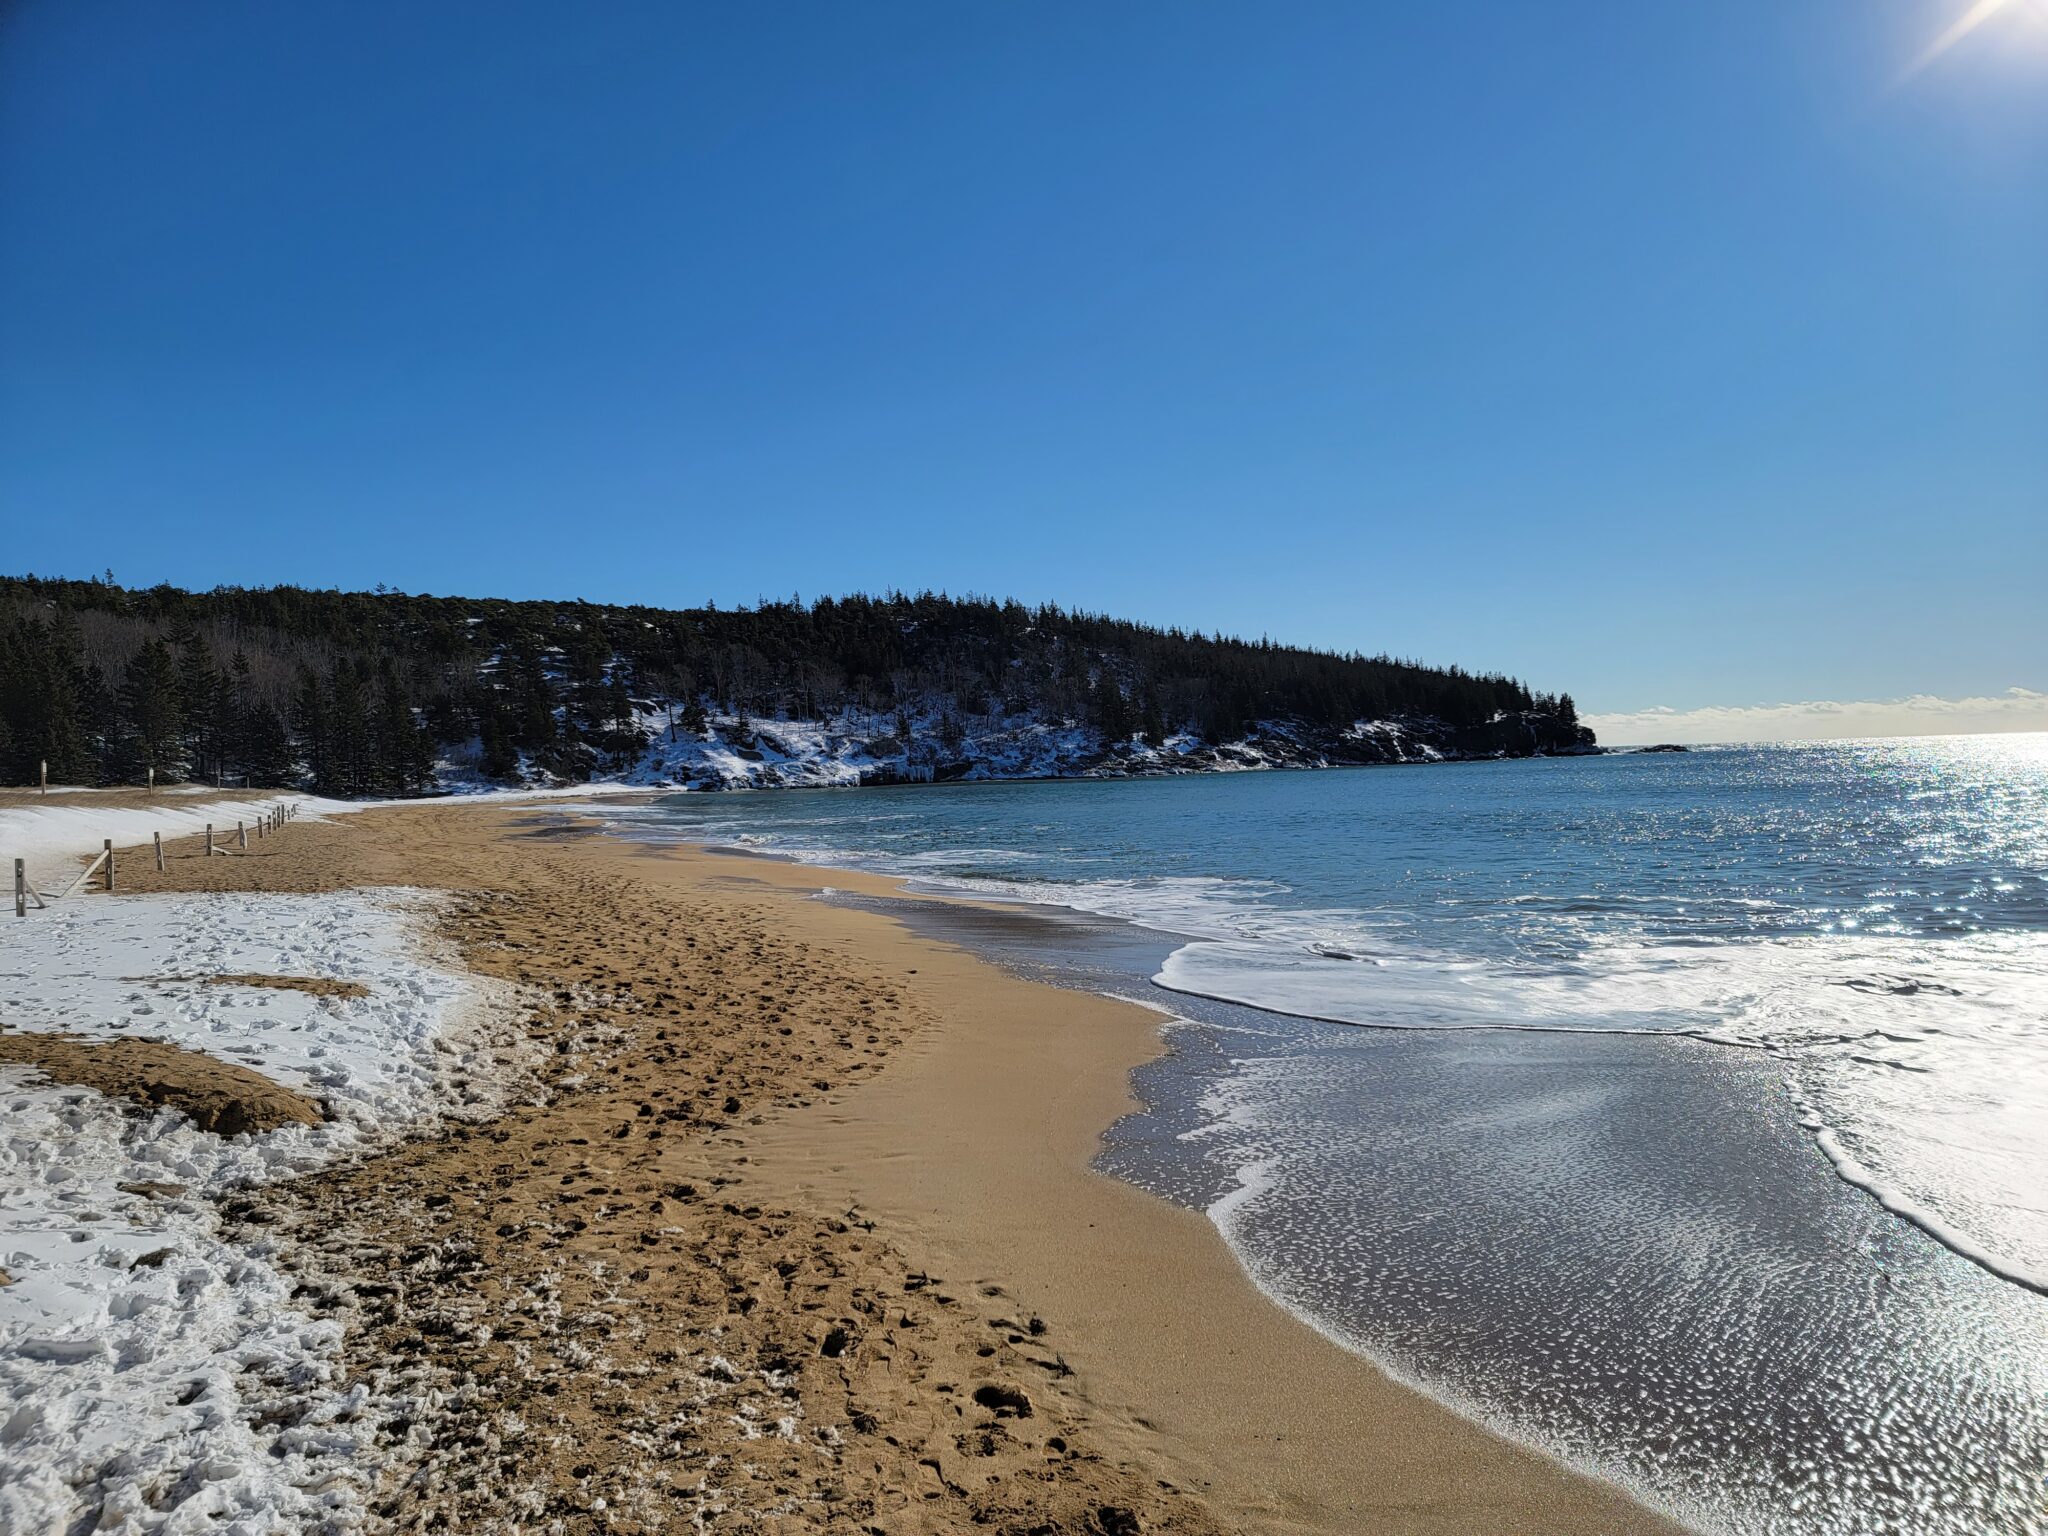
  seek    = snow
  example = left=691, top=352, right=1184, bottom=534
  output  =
left=506, top=702, right=1534, bottom=794
left=0, top=785, right=649, bottom=889
left=600, top=707, right=1243, bottom=792
left=0, top=890, right=526, bottom=1534
left=0, top=794, right=356, bottom=889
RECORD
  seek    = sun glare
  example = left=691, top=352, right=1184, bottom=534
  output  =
left=1899, top=0, right=2045, bottom=80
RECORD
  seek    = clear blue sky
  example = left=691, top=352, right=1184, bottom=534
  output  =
left=2, top=0, right=2042, bottom=724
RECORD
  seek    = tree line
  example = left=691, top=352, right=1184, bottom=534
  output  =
left=0, top=574, right=1581, bottom=792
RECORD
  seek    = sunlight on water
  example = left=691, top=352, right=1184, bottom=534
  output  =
left=601, top=735, right=2048, bottom=1534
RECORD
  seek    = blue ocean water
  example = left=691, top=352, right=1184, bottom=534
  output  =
left=595, top=737, right=2048, bottom=1534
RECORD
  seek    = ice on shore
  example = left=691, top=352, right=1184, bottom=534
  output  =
left=0, top=890, right=515, bottom=1534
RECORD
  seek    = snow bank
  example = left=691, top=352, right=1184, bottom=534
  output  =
left=0, top=784, right=649, bottom=887
left=0, top=793, right=354, bottom=888
left=0, top=890, right=523, bottom=1534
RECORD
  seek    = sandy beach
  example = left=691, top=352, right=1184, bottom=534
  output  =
left=25, top=799, right=1680, bottom=1533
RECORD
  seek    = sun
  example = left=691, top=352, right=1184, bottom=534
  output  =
left=1900, top=0, right=2048, bottom=80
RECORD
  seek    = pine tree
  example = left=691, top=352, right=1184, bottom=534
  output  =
left=241, top=701, right=295, bottom=787
left=173, top=626, right=222, bottom=784
left=120, top=639, right=185, bottom=780
left=293, top=669, right=331, bottom=792
left=76, top=663, right=119, bottom=783
left=1090, top=668, right=1132, bottom=741
left=377, top=667, right=435, bottom=794
left=1139, top=688, right=1166, bottom=748
left=221, top=650, right=253, bottom=780
left=0, top=574, right=1586, bottom=783
left=479, top=704, right=519, bottom=779
left=26, top=616, right=98, bottom=785
left=326, top=666, right=372, bottom=795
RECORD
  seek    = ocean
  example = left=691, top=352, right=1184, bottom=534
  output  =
left=591, top=735, right=2048, bottom=1535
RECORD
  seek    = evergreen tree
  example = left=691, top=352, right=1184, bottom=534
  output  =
left=293, top=668, right=331, bottom=791
left=25, top=617, right=98, bottom=785
left=119, top=639, right=185, bottom=780
left=241, top=700, right=295, bottom=787
left=0, top=574, right=1592, bottom=788
left=479, top=704, right=519, bottom=779
left=1139, top=688, right=1166, bottom=748
left=326, top=666, right=372, bottom=795
left=172, top=626, right=223, bottom=784
left=376, top=666, right=435, bottom=794
left=1089, top=669, right=1132, bottom=741
left=70, top=663, right=119, bottom=784
left=221, top=650, right=253, bottom=780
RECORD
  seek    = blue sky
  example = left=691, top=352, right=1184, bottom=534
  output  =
left=2, top=1, right=2042, bottom=734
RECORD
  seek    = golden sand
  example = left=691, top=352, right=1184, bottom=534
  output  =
left=88, top=801, right=1675, bottom=1534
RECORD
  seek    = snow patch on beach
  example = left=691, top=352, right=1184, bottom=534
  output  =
left=0, top=793, right=361, bottom=888
left=0, top=890, right=520, bottom=1534
left=0, top=784, right=648, bottom=890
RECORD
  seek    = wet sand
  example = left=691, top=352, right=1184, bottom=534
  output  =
left=100, top=800, right=1679, bottom=1533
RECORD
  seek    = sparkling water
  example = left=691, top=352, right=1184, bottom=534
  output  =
left=598, top=736, right=2048, bottom=1534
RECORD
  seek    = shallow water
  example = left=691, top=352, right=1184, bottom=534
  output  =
left=595, top=736, right=2048, bottom=1534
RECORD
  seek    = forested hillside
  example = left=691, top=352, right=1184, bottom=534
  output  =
left=0, top=575, right=1592, bottom=793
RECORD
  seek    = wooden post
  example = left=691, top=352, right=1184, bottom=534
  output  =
left=206, top=824, right=214, bottom=857
left=238, top=820, right=247, bottom=849
left=155, top=830, right=165, bottom=872
left=103, top=840, right=114, bottom=892
left=40, top=760, right=47, bottom=795
left=14, top=858, right=23, bottom=917
left=147, top=765, right=155, bottom=795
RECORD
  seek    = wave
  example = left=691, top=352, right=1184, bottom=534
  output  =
left=589, top=804, right=2048, bottom=1299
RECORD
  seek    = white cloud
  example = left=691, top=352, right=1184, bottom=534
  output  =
left=1584, top=687, right=2048, bottom=745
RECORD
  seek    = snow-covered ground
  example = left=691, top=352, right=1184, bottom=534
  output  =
left=0, top=783, right=654, bottom=891
left=0, top=793, right=352, bottom=889
left=456, top=705, right=1489, bottom=795
left=1, top=890, right=526, bottom=1534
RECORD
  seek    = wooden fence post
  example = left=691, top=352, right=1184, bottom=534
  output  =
left=155, top=830, right=165, bottom=872
left=206, top=824, right=214, bottom=857
left=147, top=766, right=155, bottom=795
left=238, top=820, right=247, bottom=849
left=103, top=840, right=114, bottom=892
left=14, top=858, right=23, bottom=917
left=40, top=760, right=47, bottom=795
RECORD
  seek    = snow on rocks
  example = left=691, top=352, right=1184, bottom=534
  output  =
left=1, top=890, right=526, bottom=1534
